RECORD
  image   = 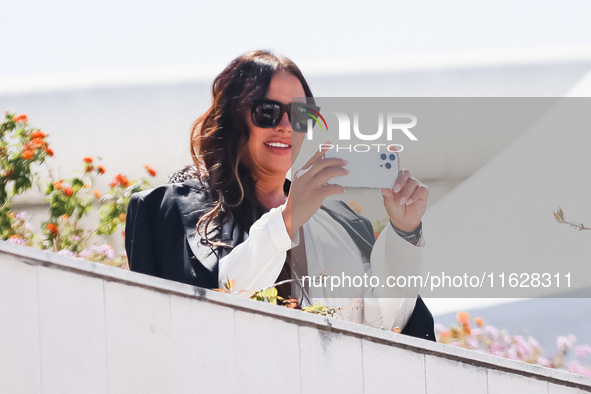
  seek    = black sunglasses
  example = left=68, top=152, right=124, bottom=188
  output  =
left=250, top=99, right=320, bottom=132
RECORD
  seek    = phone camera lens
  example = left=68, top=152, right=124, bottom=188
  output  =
left=389, top=154, right=396, bottom=161
left=380, top=153, right=387, bottom=160
left=385, top=162, right=391, bottom=169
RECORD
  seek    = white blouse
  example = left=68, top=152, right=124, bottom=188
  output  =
left=217, top=203, right=424, bottom=331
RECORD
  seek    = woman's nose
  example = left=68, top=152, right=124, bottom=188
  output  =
left=276, top=112, right=292, bottom=131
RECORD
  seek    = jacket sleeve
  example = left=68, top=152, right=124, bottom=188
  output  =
left=125, top=192, right=159, bottom=277
left=217, top=204, right=292, bottom=293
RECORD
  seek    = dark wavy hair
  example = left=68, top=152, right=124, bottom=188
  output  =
left=191, top=50, right=314, bottom=247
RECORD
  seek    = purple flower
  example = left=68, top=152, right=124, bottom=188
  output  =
left=557, top=335, right=577, bottom=350
left=575, top=345, right=591, bottom=358
left=537, top=356, right=551, bottom=367
left=484, top=325, right=500, bottom=340
left=567, top=360, right=591, bottom=377
left=467, top=338, right=479, bottom=349
left=16, top=211, right=27, bottom=220
left=57, top=249, right=77, bottom=258
left=528, top=337, right=542, bottom=352
left=7, top=237, right=26, bottom=246
left=515, top=336, right=533, bottom=359
left=507, top=347, right=520, bottom=360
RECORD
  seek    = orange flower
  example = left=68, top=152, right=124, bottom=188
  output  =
left=31, top=130, right=46, bottom=139
left=31, top=137, right=45, bottom=148
left=46, top=223, right=59, bottom=235
left=13, top=114, right=28, bottom=123
left=439, top=331, right=450, bottom=339
left=462, top=323, right=471, bottom=335
left=83, top=183, right=90, bottom=189
left=85, top=165, right=94, bottom=173
left=21, top=150, right=34, bottom=160
left=113, top=173, right=129, bottom=187
left=474, top=317, right=484, bottom=327
left=9, top=234, right=23, bottom=240
left=119, top=213, right=126, bottom=221
left=45, top=148, right=54, bottom=157
left=63, top=187, right=73, bottom=197
left=93, top=190, right=102, bottom=198
left=457, top=311, right=469, bottom=325
left=97, top=165, right=106, bottom=175
left=143, top=164, right=157, bottom=177
left=83, top=157, right=93, bottom=163
left=60, top=214, right=69, bottom=220
left=53, top=180, right=63, bottom=190
left=283, top=297, right=298, bottom=309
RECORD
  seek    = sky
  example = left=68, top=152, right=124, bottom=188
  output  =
left=3, top=0, right=591, bottom=78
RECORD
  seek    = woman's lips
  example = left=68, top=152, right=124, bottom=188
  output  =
left=265, top=142, right=291, bottom=148
left=264, top=141, right=291, bottom=154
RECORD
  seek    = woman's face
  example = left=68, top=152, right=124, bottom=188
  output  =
left=244, top=70, right=307, bottom=181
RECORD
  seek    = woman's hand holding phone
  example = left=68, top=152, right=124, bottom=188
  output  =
left=381, top=168, right=429, bottom=233
left=283, top=146, right=348, bottom=236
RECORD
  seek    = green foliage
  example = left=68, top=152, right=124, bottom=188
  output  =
left=554, top=207, right=590, bottom=231
left=249, top=287, right=283, bottom=305
left=0, top=111, right=156, bottom=268
left=0, top=112, right=52, bottom=210
left=302, top=301, right=340, bottom=317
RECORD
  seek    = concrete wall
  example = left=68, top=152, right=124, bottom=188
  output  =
left=1, top=241, right=589, bottom=394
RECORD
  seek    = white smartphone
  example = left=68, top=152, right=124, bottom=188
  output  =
left=325, top=148, right=399, bottom=189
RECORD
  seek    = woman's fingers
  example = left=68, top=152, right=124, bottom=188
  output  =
left=315, top=165, right=349, bottom=187
left=397, top=178, right=419, bottom=205
left=393, top=169, right=410, bottom=194
left=406, top=184, right=429, bottom=206
left=300, top=141, right=332, bottom=170
left=294, top=157, right=348, bottom=185
left=320, top=183, right=346, bottom=198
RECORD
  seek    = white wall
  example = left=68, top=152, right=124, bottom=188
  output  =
left=1, top=241, right=589, bottom=394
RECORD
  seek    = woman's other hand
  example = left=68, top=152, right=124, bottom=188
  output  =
left=283, top=147, right=348, bottom=236
left=380, top=169, right=429, bottom=233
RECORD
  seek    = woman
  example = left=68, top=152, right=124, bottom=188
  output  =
left=125, top=50, right=434, bottom=340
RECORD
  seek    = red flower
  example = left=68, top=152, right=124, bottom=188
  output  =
left=45, top=148, right=54, bottom=157
left=13, top=114, right=28, bottom=123
left=143, top=164, right=157, bottom=177
left=97, top=165, right=106, bottom=175
left=46, top=223, right=59, bottom=235
left=21, top=150, right=34, bottom=160
left=63, top=187, right=73, bottom=197
left=85, top=165, right=94, bottom=173
left=82, top=157, right=93, bottom=163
